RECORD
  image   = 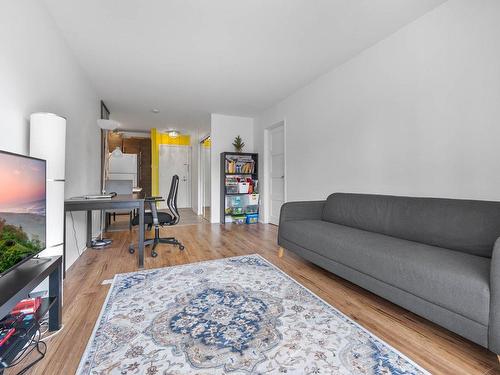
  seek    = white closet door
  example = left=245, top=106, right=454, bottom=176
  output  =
left=159, top=145, right=191, bottom=208
left=269, top=125, right=285, bottom=225
left=200, top=142, right=211, bottom=220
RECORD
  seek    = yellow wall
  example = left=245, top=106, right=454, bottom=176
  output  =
left=151, top=128, right=191, bottom=196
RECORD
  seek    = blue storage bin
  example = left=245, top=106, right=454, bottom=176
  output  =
left=246, top=213, right=259, bottom=224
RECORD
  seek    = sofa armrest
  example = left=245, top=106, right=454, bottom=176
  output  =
left=489, top=237, right=500, bottom=353
left=279, top=200, right=325, bottom=225
left=278, top=200, right=325, bottom=250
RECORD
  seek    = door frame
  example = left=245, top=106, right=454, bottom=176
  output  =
left=158, top=144, right=192, bottom=209
left=197, top=134, right=211, bottom=217
left=263, top=120, right=286, bottom=224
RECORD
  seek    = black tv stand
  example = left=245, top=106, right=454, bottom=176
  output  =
left=0, top=256, right=62, bottom=370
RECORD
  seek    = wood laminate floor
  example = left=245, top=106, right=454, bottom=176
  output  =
left=7, top=223, right=500, bottom=374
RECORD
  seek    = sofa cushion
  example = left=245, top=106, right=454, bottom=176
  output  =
left=280, top=219, right=490, bottom=325
left=322, top=193, right=500, bottom=258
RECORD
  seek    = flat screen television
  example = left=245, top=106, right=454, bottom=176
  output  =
left=0, top=150, right=46, bottom=276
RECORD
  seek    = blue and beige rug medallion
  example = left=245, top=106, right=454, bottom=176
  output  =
left=77, top=255, right=428, bottom=374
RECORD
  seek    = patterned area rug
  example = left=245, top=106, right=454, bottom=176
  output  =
left=77, top=255, right=429, bottom=374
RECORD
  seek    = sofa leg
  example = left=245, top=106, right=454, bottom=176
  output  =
left=278, top=247, right=285, bottom=258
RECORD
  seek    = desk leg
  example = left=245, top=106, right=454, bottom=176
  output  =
left=49, top=260, right=62, bottom=331
left=63, top=209, right=66, bottom=278
left=138, top=201, right=145, bottom=268
left=86, top=210, right=92, bottom=248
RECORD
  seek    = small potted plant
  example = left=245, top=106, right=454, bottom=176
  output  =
left=232, top=135, right=245, bottom=153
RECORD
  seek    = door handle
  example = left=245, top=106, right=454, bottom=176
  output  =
left=280, top=175, right=285, bottom=179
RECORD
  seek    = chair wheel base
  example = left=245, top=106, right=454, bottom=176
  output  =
left=129, top=240, right=184, bottom=257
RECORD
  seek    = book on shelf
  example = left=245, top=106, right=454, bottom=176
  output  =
left=225, top=157, right=255, bottom=174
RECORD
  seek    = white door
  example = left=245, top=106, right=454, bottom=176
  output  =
left=159, top=145, right=191, bottom=208
left=200, top=138, right=211, bottom=220
left=269, top=125, right=285, bottom=225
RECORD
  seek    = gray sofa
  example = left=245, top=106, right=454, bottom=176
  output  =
left=278, top=192, right=500, bottom=353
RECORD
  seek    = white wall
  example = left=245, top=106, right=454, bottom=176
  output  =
left=0, top=0, right=101, bottom=269
left=211, top=114, right=254, bottom=223
left=255, top=0, right=500, bottom=217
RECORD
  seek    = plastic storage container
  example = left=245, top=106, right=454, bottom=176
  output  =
left=232, top=207, right=244, bottom=215
left=246, top=194, right=259, bottom=205
left=245, top=205, right=259, bottom=214
left=227, top=196, right=242, bottom=206
left=232, top=215, right=246, bottom=224
left=226, top=185, right=239, bottom=194
left=238, top=182, right=249, bottom=193
left=246, top=214, right=259, bottom=224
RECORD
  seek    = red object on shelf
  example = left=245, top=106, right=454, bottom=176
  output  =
left=11, top=297, right=41, bottom=315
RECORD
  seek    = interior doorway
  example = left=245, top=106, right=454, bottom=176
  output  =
left=266, top=122, right=285, bottom=225
left=107, top=132, right=152, bottom=196
left=159, top=145, right=191, bottom=208
left=200, top=136, right=211, bottom=221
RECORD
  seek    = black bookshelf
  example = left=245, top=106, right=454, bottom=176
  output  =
left=220, top=152, right=259, bottom=224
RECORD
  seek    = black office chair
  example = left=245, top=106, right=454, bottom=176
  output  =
left=129, top=175, right=184, bottom=257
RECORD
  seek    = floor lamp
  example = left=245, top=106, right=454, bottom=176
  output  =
left=94, top=119, right=122, bottom=248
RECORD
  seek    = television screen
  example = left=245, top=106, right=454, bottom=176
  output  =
left=0, top=151, right=46, bottom=275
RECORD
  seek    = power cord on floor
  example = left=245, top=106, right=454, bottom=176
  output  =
left=36, top=316, right=65, bottom=343
left=16, top=340, right=46, bottom=374
left=4, top=329, right=47, bottom=375
left=2, top=312, right=60, bottom=373
left=39, top=321, right=49, bottom=336
left=39, top=324, right=64, bottom=343
left=69, top=211, right=82, bottom=256
left=5, top=333, right=38, bottom=369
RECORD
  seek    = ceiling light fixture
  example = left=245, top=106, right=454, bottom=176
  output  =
left=167, top=130, right=180, bottom=138
left=151, top=109, right=160, bottom=114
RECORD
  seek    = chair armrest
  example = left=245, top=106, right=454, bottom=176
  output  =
left=489, top=237, right=500, bottom=353
left=279, top=200, right=326, bottom=225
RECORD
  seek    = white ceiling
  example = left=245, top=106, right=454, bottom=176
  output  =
left=42, top=0, right=446, bottom=131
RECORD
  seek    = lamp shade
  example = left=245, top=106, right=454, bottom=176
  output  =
left=30, top=112, right=66, bottom=180
left=97, top=119, right=121, bottom=130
